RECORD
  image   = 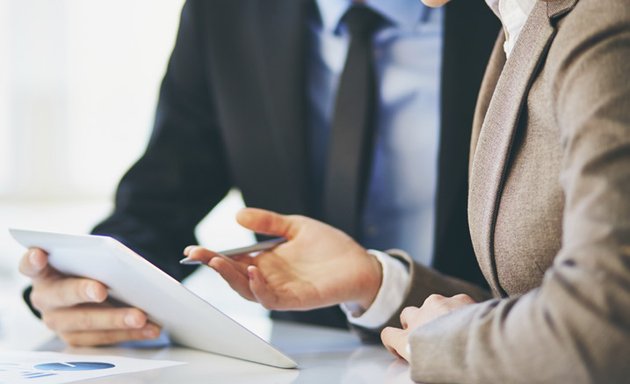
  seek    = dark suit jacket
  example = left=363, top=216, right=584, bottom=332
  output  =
left=92, top=0, right=500, bottom=329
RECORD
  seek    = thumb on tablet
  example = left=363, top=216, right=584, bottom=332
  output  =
left=19, top=248, right=53, bottom=279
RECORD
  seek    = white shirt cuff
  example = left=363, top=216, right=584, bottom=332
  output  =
left=341, top=249, right=411, bottom=329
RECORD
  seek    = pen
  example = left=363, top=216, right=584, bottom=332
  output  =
left=179, top=237, right=287, bottom=265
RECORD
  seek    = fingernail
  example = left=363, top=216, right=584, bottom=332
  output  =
left=86, top=284, right=100, bottom=301
left=183, top=246, right=194, bottom=255
left=143, top=326, right=159, bottom=338
left=125, top=313, right=142, bottom=328
left=29, top=250, right=44, bottom=270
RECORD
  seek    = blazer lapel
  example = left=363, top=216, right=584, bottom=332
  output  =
left=253, top=0, right=314, bottom=215
left=468, top=1, right=573, bottom=295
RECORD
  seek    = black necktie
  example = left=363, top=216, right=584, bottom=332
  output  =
left=323, top=5, right=384, bottom=239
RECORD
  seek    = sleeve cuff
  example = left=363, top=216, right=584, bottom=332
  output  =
left=341, top=249, right=411, bottom=329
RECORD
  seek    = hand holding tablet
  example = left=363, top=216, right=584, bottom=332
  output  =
left=10, top=229, right=297, bottom=368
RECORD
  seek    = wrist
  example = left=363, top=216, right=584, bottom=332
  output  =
left=356, top=251, right=383, bottom=309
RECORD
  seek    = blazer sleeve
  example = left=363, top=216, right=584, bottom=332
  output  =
left=350, top=250, right=492, bottom=341
left=406, top=8, right=630, bottom=384
left=92, top=0, right=231, bottom=281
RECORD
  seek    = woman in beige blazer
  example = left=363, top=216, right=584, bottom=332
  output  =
left=183, top=0, right=630, bottom=381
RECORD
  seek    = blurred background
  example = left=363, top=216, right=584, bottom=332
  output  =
left=0, top=0, right=266, bottom=346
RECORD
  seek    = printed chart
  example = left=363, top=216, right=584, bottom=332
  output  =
left=0, top=351, right=183, bottom=383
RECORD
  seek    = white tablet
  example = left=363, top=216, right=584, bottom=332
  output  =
left=9, top=229, right=297, bottom=369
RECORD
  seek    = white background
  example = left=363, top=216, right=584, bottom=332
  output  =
left=0, top=0, right=264, bottom=338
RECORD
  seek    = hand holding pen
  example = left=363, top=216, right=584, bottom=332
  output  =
left=177, top=207, right=382, bottom=310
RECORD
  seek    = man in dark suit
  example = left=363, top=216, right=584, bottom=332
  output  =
left=19, top=0, right=498, bottom=346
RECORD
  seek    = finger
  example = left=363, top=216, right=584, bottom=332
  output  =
left=31, top=278, right=108, bottom=311
left=451, top=293, right=476, bottom=305
left=18, top=248, right=51, bottom=278
left=60, top=323, right=161, bottom=347
left=231, top=254, right=255, bottom=266
left=42, top=307, right=148, bottom=332
left=183, top=245, right=196, bottom=256
left=421, top=0, right=451, bottom=8
left=236, top=208, right=299, bottom=238
left=183, top=246, right=252, bottom=278
left=399, top=306, right=419, bottom=329
left=248, top=265, right=281, bottom=310
left=185, top=246, right=222, bottom=264
left=208, top=257, right=256, bottom=301
left=218, top=254, right=252, bottom=276
left=380, top=327, right=400, bottom=356
left=380, top=327, right=407, bottom=361
left=423, top=293, right=446, bottom=306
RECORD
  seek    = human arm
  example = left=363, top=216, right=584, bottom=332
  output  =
left=379, top=4, right=630, bottom=383
left=183, top=208, right=491, bottom=330
left=381, top=294, right=476, bottom=360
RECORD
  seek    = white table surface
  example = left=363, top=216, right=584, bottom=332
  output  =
left=0, top=299, right=413, bottom=383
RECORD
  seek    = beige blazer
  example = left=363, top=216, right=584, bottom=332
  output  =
left=378, top=0, right=630, bottom=382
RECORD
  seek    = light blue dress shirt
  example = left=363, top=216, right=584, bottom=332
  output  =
left=308, top=0, right=444, bottom=266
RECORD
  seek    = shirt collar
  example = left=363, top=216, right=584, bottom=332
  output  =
left=485, top=0, right=537, bottom=56
left=485, top=0, right=537, bottom=16
left=315, top=0, right=427, bottom=34
left=485, top=0, right=501, bottom=17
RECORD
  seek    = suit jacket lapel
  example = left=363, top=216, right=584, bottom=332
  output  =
left=468, top=1, right=570, bottom=295
left=469, top=35, right=506, bottom=175
left=253, top=0, right=313, bottom=215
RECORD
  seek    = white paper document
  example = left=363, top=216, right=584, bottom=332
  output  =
left=0, top=351, right=184, bottom=383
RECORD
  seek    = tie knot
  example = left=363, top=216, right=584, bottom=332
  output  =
left=342, top=5, right=386, bottom=38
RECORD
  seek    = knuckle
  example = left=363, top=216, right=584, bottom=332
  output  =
left=401, top=306, right=415, bottom=317
left=424, top=294, right=445, bottom=305
left=453, top=294, right=474, bottom=304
